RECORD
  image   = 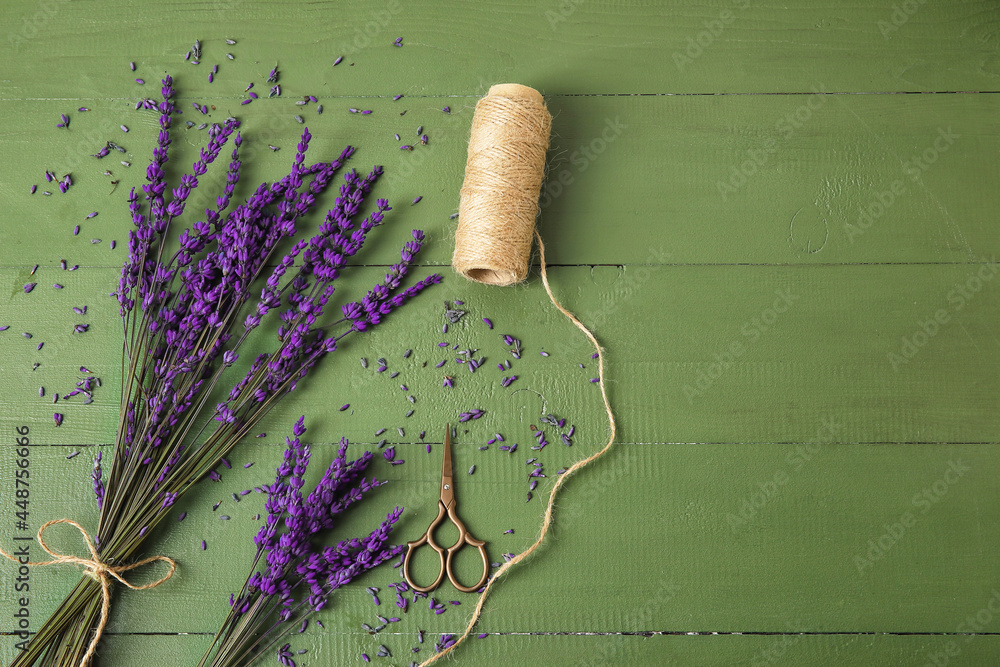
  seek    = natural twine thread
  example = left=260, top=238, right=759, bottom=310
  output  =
left=0, top=519, right=176, bottom=666
left=453, top=84, right=552, bottom=286
left=425, top=230, right=617, bottom=665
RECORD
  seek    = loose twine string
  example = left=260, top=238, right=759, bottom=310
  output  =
left=424, top=85, right=617, bottom=665
left=0, top=519, right=176, bottom=667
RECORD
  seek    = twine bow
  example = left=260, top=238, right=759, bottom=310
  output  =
left=1, top=519, right=176, bottom=666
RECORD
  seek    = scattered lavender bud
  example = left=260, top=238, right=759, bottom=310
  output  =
left=393, top=94, right=403, bottom=101
left=442, top=106, right=450, bottom=113
left=201, top=540, right=207, bottom=550
left=135, top=79, right=144, bottom=85
left=178, top=512, right=187, bottom=521
left=412, top=196, right=422, bottom=205
left=339, top=404, right=350, bottom=411
left=24, top=283, right=37, bottom=293
left=129, top=61, right=136, bottom=71
left=334, top=55, right=343, bottom=66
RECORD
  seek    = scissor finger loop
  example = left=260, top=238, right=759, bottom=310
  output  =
left=445, top=532, right=490, bottom=593
left=403, top=503, right=448, bottom=593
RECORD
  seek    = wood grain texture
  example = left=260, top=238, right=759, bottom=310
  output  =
left=1, top=1, right=1000, bottom=96
left=0, top=0, right=997, bottom=665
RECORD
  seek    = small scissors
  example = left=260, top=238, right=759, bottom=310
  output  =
left=403, top=424, right=489, bottom=593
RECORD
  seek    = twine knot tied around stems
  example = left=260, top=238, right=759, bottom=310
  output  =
left=1, top=519, right=176, bottom=666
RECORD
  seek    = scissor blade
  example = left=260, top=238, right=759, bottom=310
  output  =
left=442, top=424, right=453, bottom=479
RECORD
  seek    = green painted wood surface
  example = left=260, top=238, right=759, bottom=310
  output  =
left=1, top=1, right=998, bottom=665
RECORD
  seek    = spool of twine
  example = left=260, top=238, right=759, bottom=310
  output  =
left=453, top=83, right=552, bottom=285
left=428, top=86, right=617, bottom=666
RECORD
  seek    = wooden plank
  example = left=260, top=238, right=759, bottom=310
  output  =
left=2, top=264, right=997, bottom=446
left=1, top=1, right=999, bottom=97
left=6, top=631, right=999, bottom=667
left=1, top=92, right=998, bottom=268
left=1, top=442, right=997, bottom=637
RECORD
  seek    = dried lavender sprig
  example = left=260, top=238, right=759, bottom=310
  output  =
left=198, top=419, right=402, bottom=667
left=14, top=74, right=441, bottom=667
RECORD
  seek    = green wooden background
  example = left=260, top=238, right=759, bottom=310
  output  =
left=1, top=0, right=999, bottom=665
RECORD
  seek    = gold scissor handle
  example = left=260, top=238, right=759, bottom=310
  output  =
left=403, top=501, right=448, bottom=593
left=403, top=500, right=490, bottom=594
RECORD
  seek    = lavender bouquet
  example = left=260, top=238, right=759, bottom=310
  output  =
left=198, top=417, right=401, bottom=667
left=14, top=75, right=440, bottom=666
